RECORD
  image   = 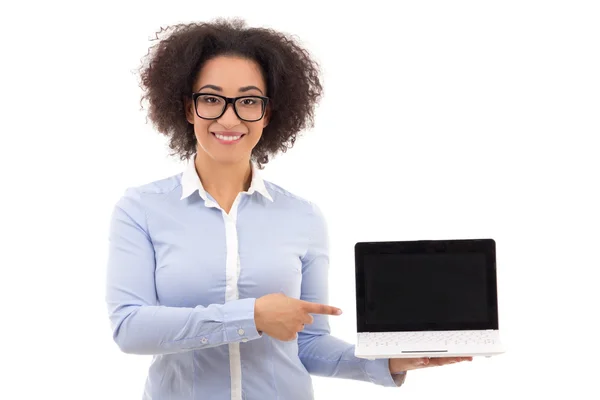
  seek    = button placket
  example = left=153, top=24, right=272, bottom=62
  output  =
left=223, top=194, right=244, bottom=400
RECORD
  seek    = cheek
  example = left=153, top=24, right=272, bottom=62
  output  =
left=247, top=124, right=264, bottom=146
left=193, top=122, right=213, bottom=141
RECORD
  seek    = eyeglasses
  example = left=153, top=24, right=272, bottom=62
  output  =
left=191, top=92, right=270, bottom=122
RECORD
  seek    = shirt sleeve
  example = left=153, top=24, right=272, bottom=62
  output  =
left=105, top=187, right=262, bottom=355
left=296, top=202, right=405, bottom=388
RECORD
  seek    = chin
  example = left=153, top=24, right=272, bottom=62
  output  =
left=209, top=152, right=250, bottom=165
left=197, top=139, right=255, bottom=165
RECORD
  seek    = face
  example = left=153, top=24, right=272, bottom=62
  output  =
left=185, top=55, right=269, bottom=166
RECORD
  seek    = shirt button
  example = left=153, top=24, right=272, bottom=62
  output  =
left=241, top=338, right=248, bottom=343
left=201, top=338, right=208, bottom=344
left=238, top=329, right=245, bottom=336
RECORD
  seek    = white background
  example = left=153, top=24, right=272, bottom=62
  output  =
left=1, top=0, right=599, bottom=398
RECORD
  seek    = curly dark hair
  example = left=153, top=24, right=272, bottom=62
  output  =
left=136, top=18, right=324, bottom=168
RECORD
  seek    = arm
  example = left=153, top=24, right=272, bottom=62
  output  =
left=105, top=188, right=261, bottom=355
left=297, top=202, right=405, bottom=387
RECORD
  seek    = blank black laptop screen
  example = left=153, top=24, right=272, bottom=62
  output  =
left=363, top=252, right=489, bottom=328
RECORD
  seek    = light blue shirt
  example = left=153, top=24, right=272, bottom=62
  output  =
left=105, top=156, right=405, bottom=400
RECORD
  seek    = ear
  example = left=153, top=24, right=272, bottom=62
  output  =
left=184, top=96, right=195, bottom=124
left=262, top=104, right=271, bottom=128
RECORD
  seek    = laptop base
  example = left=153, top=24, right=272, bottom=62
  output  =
left=355, top=348, right=505, bottom=359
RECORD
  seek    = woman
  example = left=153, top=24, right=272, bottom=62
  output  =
left=105, top=18, right=471, bottom=400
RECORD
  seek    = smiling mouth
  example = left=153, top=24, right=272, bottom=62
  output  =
left=211, top=132, right=245, bottom=142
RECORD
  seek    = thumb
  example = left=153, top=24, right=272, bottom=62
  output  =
left=416, top=357, right=430, bottom=367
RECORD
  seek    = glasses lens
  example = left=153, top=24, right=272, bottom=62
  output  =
left=196, top=95, right=226, bottom=119
left=235, top=97, right=265, bottom=121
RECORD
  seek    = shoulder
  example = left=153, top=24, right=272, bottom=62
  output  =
left=263, top=180, right=326, bottom=228
left=115, top=173, right=183, bottom=211
left=264, top=180, right=321, bottom=213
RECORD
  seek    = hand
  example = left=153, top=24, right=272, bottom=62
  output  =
left=254, top=293, right=342, bottom=341
left=389, top=356, right=473, bottom=373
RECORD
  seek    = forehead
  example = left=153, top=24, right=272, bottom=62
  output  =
left=195, top=55, right=266, bottom=91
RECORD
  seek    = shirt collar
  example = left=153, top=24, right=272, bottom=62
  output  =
left=180, top=154, right=273, bottom=202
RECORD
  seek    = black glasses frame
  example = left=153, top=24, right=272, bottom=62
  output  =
left=191, top=92, right=270, bottom=122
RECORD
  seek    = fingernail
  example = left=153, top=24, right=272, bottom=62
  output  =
left=336, top=309, right=342, bottom=315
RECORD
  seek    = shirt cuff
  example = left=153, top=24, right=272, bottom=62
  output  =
left=392, top=371, right=407, bottom=386
left=363, top=358, right=406, bottom=387
left=222, top=297, right=262, bottom=343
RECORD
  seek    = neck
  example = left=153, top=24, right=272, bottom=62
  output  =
left=194, top=154, right=253, bottom=199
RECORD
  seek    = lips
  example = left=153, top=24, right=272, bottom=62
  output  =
left=211, top=131, right=246, bottom=144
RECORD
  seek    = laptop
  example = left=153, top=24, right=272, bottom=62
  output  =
left=354, top=238, right=505, bottom=359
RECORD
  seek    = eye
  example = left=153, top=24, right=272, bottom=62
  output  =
left=202, top=96, right=220, bottom=104
left=197, top=94, right=224, bottom=106
left=241, top=98, right=256, bottom=106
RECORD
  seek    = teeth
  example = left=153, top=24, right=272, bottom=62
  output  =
left=215, top=133, right=241, bottom=141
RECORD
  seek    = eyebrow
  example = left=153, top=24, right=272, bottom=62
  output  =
left=197, top=84, right=264, bottom=95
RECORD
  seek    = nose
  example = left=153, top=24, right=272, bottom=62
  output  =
left=217, top=103, right=240, bottom=128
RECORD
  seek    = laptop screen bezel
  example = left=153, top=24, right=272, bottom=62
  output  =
left=354, top=238, right=499, bottom=332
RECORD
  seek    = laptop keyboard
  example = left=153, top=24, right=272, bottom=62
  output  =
left=358, top=330, right=498, bottom=348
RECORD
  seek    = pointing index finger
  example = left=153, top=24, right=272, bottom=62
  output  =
left=300, top=301, right=342, bottom=316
